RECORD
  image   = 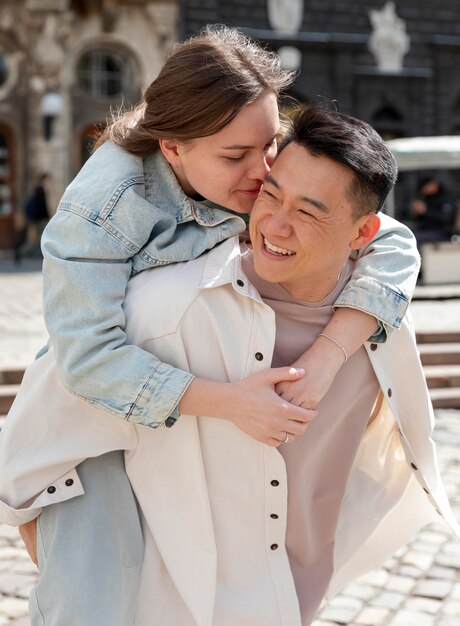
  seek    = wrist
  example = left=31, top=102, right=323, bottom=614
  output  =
left=295, top=337, right=344, bottom=374
left=318, top=333, right=348, bottom=363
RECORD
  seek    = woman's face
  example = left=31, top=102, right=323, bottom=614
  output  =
left=161, top=91, right=280, bottom=214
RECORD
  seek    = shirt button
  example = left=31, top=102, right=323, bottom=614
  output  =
left=270, top=544, right=279, bottom=550
left=47, top=486, right=56, bottom=494
left=65, top=479, right=74, bottom=487
left=255, top=352, right=264, bottom=361
left=370, top=343, right=378, bottom=351
left=388, top=388, right=392, bottom=397
left=411, top=463, right=418, bottom=470
left=271, top=480, right=279, bottom=487
left=236, top=279, right=244, bottom=287
left=270, top=514, right=279, bottom=519
left=423, top=487, right=429, bottom=494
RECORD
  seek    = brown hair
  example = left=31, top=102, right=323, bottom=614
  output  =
left=95, top=26, right=294, bottom=156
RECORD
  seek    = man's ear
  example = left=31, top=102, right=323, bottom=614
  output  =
left=158, top=138, right=182, bottom=166
left=350, top=213, right=381, bottom=250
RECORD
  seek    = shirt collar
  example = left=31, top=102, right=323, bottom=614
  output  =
left=199, top=237, right=264, bottom=303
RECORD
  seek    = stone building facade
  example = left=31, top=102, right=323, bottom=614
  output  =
left=182, top=0, right=460, bottom=216
left=2, top=1, right=460, bottom=248
left=0, top=0, right=178, bottom=248
left=182, top=0, right=460, bottom=139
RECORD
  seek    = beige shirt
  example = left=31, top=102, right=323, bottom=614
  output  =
left=242, top=251, right=380, bottom=624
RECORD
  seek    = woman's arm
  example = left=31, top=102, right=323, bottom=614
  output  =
left=276, top=308, right=377, bottom=408
left=334, top=213, right=420, bottom=342
left=42, top=208, right=193, bottom=428
left=179, top=367, right=317, bottom=447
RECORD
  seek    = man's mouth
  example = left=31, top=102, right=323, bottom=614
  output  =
left=263, top=237, right=295, bottom=256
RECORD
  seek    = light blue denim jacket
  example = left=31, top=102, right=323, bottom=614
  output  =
left=41, top=142, right=420, bottom=428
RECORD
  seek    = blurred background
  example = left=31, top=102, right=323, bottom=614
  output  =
left=1, top=0, right=460, bottom=263
left=1, top=2, right=460, bottom=626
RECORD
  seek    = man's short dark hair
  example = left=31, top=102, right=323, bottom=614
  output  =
left=279, top=106, right=398, bottom=219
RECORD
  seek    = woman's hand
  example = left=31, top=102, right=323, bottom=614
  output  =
left=179, top=367, right=318, bottom=447
left=277, top=307, right=379, bottom=409
left=276, top=338, right=344, bottom=409
left=19, top=518, right=38, bottom=566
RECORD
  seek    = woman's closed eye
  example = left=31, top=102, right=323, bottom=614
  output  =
left=225, top=153, right=246, bottom=162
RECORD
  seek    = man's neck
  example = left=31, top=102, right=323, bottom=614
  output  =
left=278, top=264, right=348, bottom=303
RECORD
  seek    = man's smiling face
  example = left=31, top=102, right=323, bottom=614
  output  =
left=249, top=142, right=379, bottom=302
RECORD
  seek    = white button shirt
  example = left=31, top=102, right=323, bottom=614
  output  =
left=0, top=237, right=458, bottom=626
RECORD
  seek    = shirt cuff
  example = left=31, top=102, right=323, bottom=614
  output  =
left=128, top=365, right=195, bottom=427
left=0, top=468, right=83, bottom=526
left=334, top=279, right=410, bottom=343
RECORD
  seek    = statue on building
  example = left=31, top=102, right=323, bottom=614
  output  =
left=267, top=0, right=304, bottom=71
left=368, top=1, right=410, bottom=73
left=267, top=0, right=303, bottom=35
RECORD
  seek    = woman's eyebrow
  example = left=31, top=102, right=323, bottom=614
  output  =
left=222, top=132, right=280, bottom=151
left=222, top=144, right=254, bottom=150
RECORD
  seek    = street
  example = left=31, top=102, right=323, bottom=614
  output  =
left=0, top=259, right=459, bottom=626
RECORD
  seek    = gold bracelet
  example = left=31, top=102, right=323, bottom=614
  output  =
left=318, top=333, right=348, bottom=363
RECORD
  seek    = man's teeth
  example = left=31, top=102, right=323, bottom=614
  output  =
left=264, top=238, right=295, bottom=256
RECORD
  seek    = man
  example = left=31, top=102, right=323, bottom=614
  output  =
left=0, top=106, right=458, bottom=625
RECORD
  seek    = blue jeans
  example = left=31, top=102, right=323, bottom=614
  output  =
left=30, top=452, right=143, bottom=626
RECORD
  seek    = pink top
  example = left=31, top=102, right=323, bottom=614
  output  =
left=242, top=250, right=381, bottom=624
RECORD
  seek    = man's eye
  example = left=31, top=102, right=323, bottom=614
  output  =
left=297, top=209, right=313, bottom=218
left=262, top=189, right=277, bottom=199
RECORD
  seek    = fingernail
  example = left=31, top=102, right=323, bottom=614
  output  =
left=289, top=367, right=305, bottom=376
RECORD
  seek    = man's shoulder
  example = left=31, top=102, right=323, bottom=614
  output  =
left=124, top=238, right=240, bottom=343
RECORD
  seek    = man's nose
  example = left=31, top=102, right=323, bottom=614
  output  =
left=265, top=209, right=291, bottom=237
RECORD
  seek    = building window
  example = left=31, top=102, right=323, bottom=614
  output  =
left=77, top=50, right=126, bottom=98
left=0, top=53, right=7, bottom=88
left=0, top=128, right=13, bottom=216
left=371, top=105, right=405, bottom=141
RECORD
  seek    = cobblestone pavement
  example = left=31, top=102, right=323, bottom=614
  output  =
left=0, top=261, right=459, bottom=625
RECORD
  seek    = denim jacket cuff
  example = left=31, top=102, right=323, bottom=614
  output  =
left=127, top=364, right=194, bottom=428
left=333, top=278, right=410, bottom=344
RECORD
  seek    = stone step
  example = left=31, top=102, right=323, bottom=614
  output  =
left=424, top=364, right=460, bottom=388
left=418, top=343, right=460, bottom=365
left=0, top=384, right=19, bottom=414
left=0, top=368, right=24, bottom=385
left=414, top=284, right=460, bottom=300
left=429, top=387, right=460, bottom=409
left=416, top=331, right=460, bottom=344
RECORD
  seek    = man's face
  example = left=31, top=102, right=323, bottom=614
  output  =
left=249, top=142, right=378, bottom=302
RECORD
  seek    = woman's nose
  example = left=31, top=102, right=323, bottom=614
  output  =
left=248, top=154, right=272, bottom=181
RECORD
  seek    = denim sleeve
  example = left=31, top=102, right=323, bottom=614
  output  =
left=334, top=213, right=421, bottom=343
left=41, top=209, right=194, bottom=428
